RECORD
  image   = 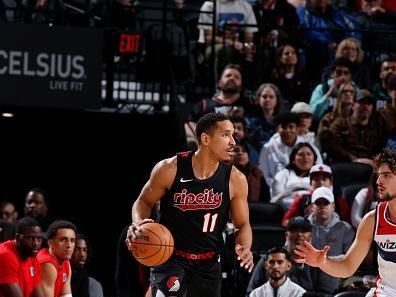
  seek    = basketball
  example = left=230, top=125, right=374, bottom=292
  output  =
left=130, top=222, right=174, bottom=266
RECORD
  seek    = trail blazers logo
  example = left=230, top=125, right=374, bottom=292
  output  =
left=173, top=188, right=223, bottom=211
left=167, top=276, right=180, bottom=292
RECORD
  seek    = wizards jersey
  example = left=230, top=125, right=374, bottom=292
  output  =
left=373, top=202, right=396, bottom=296
left=159, top=151, right=232, bottom=254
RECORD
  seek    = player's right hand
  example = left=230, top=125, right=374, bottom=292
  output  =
left=125, top=218, right=154, bottom=250
left=294, top=240, right=330, bottom=268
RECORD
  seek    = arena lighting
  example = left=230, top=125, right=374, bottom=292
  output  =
left=1, top=112, right=14, bottom=118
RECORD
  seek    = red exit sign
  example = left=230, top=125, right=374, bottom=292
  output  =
left=119, top=33, right=141, bottom=54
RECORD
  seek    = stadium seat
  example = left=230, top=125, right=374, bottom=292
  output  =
left=331, top=162, right=372, bottom=196
left=248, top=202, right=284, bottom=226
left=341, top=183, right=367, bottom=209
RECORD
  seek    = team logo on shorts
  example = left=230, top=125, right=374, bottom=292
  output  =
left=30, top=266, right=36, bottom=277
left=166, top=276, right=180, bottom=292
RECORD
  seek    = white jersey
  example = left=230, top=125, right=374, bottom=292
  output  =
left=373, top=202, right=396, bottom=296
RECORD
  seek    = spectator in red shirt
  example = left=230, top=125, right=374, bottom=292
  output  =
left=0, top=217, right=45, bottom=297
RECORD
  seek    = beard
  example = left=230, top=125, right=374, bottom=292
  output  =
left=269, top=272, right=286, bottom=281
left=382, top=192, right=396, bottom=201
left=219, top=81, right=241, bottom=95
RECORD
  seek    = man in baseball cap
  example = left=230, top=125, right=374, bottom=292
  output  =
left=291, top=102, right=315, bottom=145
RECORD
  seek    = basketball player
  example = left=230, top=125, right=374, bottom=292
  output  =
left=0, top=217, right=45, bottom=297
left=126, top=112, right=253, bottom=297
left=294, top=149, right=396, bottom=296
left=37, top=220, right=77, bottom=297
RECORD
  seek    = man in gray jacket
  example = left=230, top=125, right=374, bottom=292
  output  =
left=308, top=186, right=356, bottom=293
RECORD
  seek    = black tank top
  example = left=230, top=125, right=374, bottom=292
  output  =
left=159, top=151, right=232, bottom=254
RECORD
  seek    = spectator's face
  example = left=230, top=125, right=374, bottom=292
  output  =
left=332, top=66, right=352, bottom=83
left=232, top=144, right=249, bottom=167
left=24, top=192, right=48, bottom=218
left=311, top=0, right=330, bottom=10
left=232, top=122, right=245, bottom=140
left=258, top=87, right=277, bottom=112
left=376, top=164, right=396, bottom=200
left=72, top=239, right=88, bottom=268
left=265, top=253, right=291, bottom=281
left=339, top=83, right=355, bottom=114
left=298, top=113, right=313, bottom=133
left=218, top=68, right=242, bottom=95
left=362, top=0, right=382, bottom=15
left=0, top=202, right=18, bottom=223
left=293, top=146, right=315, bottom=173
left=278, top=123, right=298, bottom=146
left=341, top=41, right=359, bottom=63
left=17, top=226, right=42, bottom=257
left=353, top=100, right=373, bottom=121
left=310, top=174, right=332, bottom=189
left=313, top=198, right=335, bottom=223
left=49, top=228, right=76, bottom=261
left=280, top=45, right=297, bottom=66
left=380, top=61, right=396, bottom=82
left=286, top=228, right=312, bottom=248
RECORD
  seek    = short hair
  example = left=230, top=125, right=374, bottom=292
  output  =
left=16, top=217, right=41, bottom=234
left=286, top=142, right=317, bottom=175
left=275, top=111, right=300, bottom=127
left=266, top=246, right=292, bottom=262
left=195, top=113, right=229, bottom=144
left=330, top=57, right=353, bottom=72
left=219, top=64, right=242, bottom=80
left=75, top=233, right=92, bottom=260
left=374, top=149, right=396, bottom=174
left=229, top=115, right=246, bottom=127
left=47, top=220, right=77, bottom=240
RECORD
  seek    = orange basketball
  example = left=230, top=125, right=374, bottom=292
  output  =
left=130, top=222, right=174, bottom=266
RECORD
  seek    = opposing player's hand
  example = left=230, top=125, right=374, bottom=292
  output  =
left=125, top=218, right=154, bottom=250
left=294, top=240, right=330, bottom=268
left=235, top=244, right=254, bottom=273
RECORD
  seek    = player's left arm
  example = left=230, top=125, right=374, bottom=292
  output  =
left=59, top=262, right=72, bottom=296
left=229, top=166, right=253, bottom=272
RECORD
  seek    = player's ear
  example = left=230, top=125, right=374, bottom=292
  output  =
left=201, top=132, right=210, bottom=145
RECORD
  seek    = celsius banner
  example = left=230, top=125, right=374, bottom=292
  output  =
left=0, top=24, right=102, bottom=109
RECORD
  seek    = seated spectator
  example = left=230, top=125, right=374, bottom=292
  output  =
left=308, top=186, right=356, bottom=294
left=325, top=89, right=388, bottom=165
left=184, top=64, right=247, bottom=149
left=71, top=233, right=104, bottom=297
left=197, top=0, right=258, bottom=80
left=283, top=164, right=350, bottom=225
left=322, top=37, right=371, bottom=89
left=249, top=247, right=306, bottom=297
left=245, top=83, right=283, bottom=150
left=258, top=112, right=322, bottom=189
left=0, top=201, right=18, bottom=223
left=271, top=142, right=317, bottom=209
left=309, top=57, right=354, bottom=120
left=372, top=57, right=396, bottom=110
left=232, top=140, right=270, bottom=203
left=270, top=44, right=311, bottom=107
left=317, top=81, right=356, bottom=154
left=379, top=74, right=396, bottom=149
left=351, top=173, right=380, bottom=229
left=230, top=115, right=259, bottom=164
left=23, top=188, right=55, bottom=232
left=290, top=102, right=315, bottom=146
left=246, top=217, right=335, bottom=296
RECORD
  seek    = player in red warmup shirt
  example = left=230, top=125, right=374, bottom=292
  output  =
left=0, top=217, right=45, bottom=297
left=37, top=220, right=77, bottom=297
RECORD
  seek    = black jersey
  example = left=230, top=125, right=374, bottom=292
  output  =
left=159, top=151, right=232, bottom=254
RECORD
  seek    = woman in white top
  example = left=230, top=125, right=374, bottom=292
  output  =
left=271, top=142, right=317, bottom=209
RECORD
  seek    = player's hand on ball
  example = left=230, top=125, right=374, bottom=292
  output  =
left=125, top=218, right=154, bottom=250
left=235, top=244, right=254, bottom=273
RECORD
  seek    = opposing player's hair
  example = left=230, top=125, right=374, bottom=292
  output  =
left=76, top=233, right=93, bottom=261
left=47, top=220, right=77, bottom=240
left=374, top=149, right=396, bottom=174
left=195, top=113, right=229, bottom=144
left=16, top=217, right=41, bottom=235
left=266, top=246, right=292, bottom=262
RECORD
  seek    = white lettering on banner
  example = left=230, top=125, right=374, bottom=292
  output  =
left=0, top=49, right=86, bottom=80
left=49, top=80, right=84, bottom=91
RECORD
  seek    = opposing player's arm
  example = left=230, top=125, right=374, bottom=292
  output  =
left=229, top=166, right=253, bottom=272
left=59, top=262, right=72, bottom=296
left=132, top=156, right=177, bottom=223
left=296, top=210, right=375, bottom=277
left=39, top=262, right=58, bottom=297
left=0, top=284, right=24, bottom=297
